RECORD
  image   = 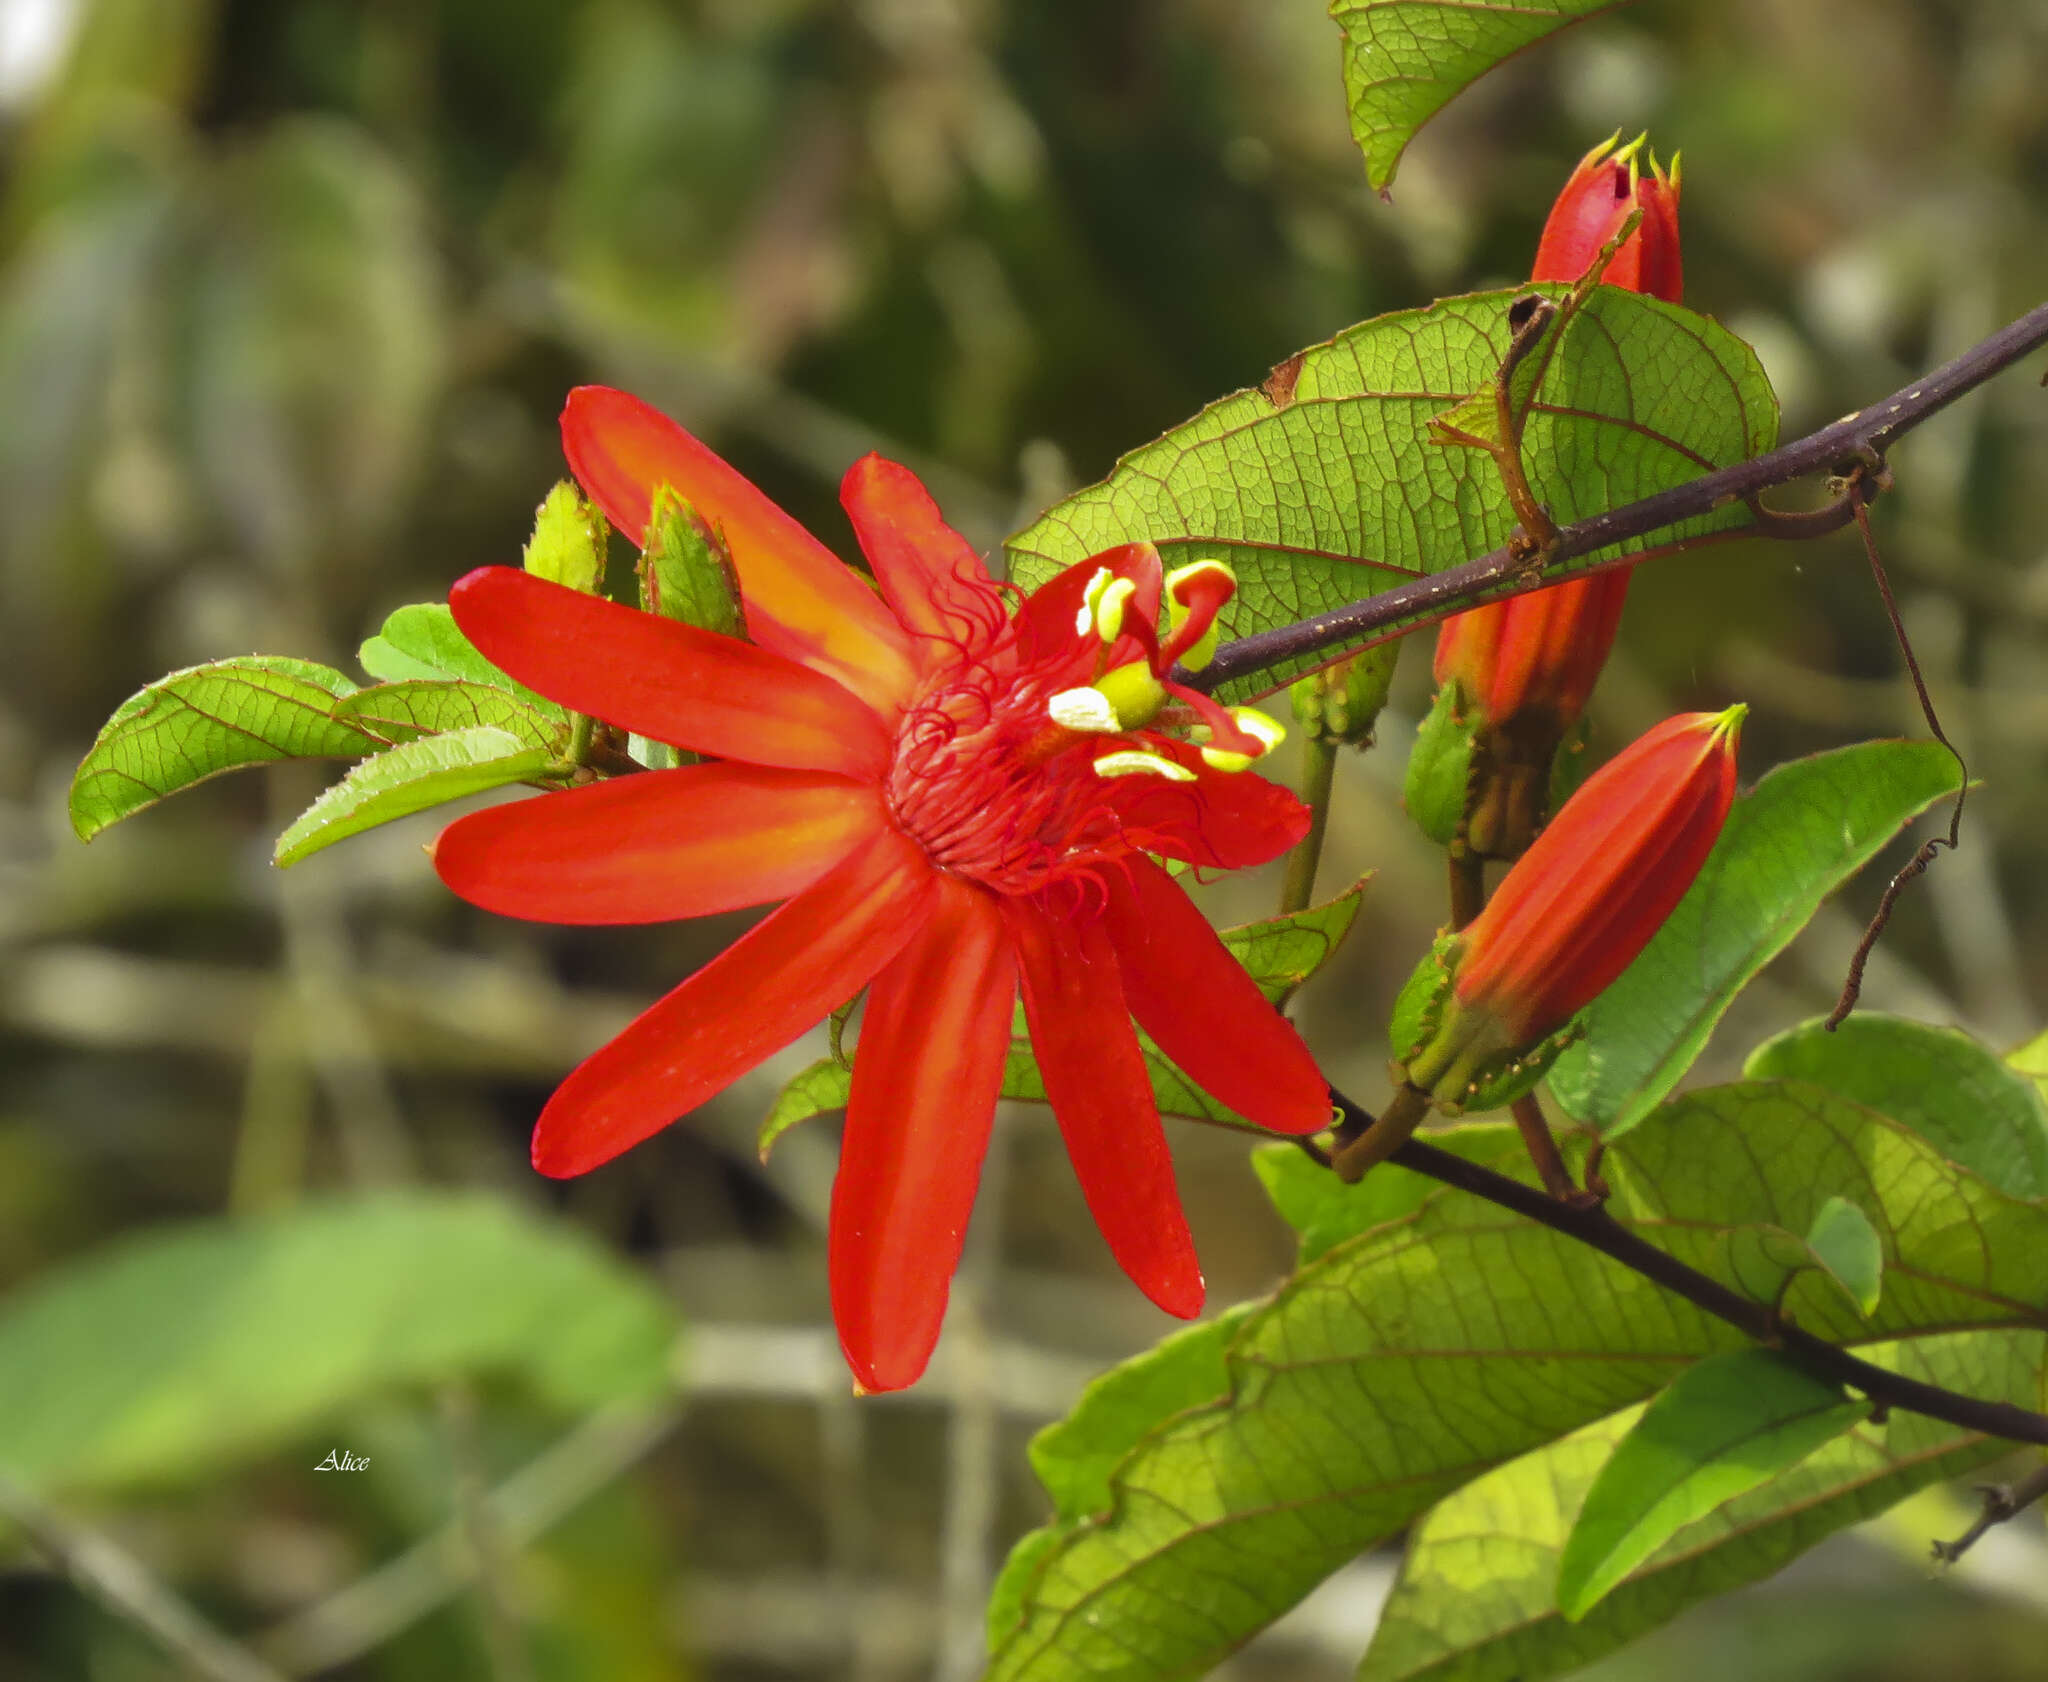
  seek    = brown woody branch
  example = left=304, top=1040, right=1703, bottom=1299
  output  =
left=1326, top=1088, right=2048, bottom=1449
left=1188, top=297, right=2048, bottom=692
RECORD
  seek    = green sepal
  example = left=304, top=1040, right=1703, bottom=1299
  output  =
left=522, top=480, right=608, bottom=595
left=1388, top=931, right=1461, bottom=1068
left=1289, top=641, right=1401, bottom=749
left=1404, top=683, right=1480, bottom=847
left=641, top=486, right=744, bottom=637
left=1443, top=1016, right=1584, bottom=1115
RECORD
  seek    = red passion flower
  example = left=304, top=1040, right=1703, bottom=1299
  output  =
left=433, top=387, right=1331, bottom=1392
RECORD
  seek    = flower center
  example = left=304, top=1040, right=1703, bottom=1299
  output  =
left=884, top=652, right=1125, bottom=897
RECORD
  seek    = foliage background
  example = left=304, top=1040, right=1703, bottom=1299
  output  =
left=3, top=0, right=2047, bottom=1677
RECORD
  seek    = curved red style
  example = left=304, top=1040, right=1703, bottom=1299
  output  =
left=435, top=388, right=1330, bottom=1392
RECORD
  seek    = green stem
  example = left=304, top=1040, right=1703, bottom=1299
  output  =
left=1279, top=735, right=1338, bottom=915
left=564, top=711, right=596, bottom=769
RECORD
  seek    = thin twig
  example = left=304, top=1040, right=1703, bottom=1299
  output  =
left=0, top=1470, right=293, bottom=1682
left=1823, top=490, right=1970, bottom=1029
left=1188, top=297, right=2048, bottom=692
left=1930, top=1463, right=2048, bottom=1564
left=1326, top=1091, right=2048, bottom=1449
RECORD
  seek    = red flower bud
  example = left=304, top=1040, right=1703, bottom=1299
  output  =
left=1531, top=133, right=1683, bottom=304
left=1428, top=134, right=1684, bottom=857
left=1395, top=709, right=1742, bottom=1108
left=1454, top=706, right=1742, bottom=1041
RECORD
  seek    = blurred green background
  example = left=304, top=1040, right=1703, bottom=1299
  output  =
left=3, top=0, right=2047, bottom=1678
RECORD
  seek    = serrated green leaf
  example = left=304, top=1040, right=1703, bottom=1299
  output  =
left=1331, top=2, right=1631, bottom=191
left=1007, top=285, right=1775, bottom=702
left=761, top=882, right=1368, bottom=1156
left=758, top=1060, right=853, bottom=1162
left=334, top=679, right=567, bottom=752
left=524, top=479, right=608, bottom=594
left=1250, top=1123, right=1523, bottom=1264
left=70, top=656, right=378, bottom=841
left=1364, top=1329, right=2041, bottom=1682
left=1547, top=740, right=1965, bottom=1137
left=1746, top=1014, right=2048, bottom=1199
left=989, top=1079, right=2048, bottom=1682
left=1554, top=1351, right=1863, bottom=1620
left=643, top=486, right=745, bottom=637
left=357, top=601, right=569, bottom=726
left=273, top=726, right=557, bottom=866
left=1806, top=1195, right=1884, bottom=1317
left=0, top=1191, right=677, bottom=1495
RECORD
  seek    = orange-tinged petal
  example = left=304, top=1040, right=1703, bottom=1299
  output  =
left=433, top=764, right=883, bottom=925
left=530, top=828, right=938, bottom=1176
left=1099, top=857, right=1329, bottom=1135
left=831, top=876, right=1015, bottom=1392
left=840, top=453, right=1005, bottom=656
left=1102, top=744, right=1311, bottom=869
left=560, top=387, right=917, bottom=713
left=1005, top=897, right=1202, bottom=1320
left=451, top=566, right=891, bottom=778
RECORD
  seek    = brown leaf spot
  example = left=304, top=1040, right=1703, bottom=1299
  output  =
left=1261, top=352, right=1306, bottom=410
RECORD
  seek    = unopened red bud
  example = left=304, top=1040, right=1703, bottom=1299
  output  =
left=1400, top=708, right=1743, bottom=1106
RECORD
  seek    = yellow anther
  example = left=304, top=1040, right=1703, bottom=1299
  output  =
left=1047, top=686, right=1121, bottom=734
left=1075, top=567, right=1111, bottom=636
left=1092, top=577, right=1137, bottom=644
left=1093, top=750, right=1196, bottom=782
left=1198, top=707, right=1286, bottom=772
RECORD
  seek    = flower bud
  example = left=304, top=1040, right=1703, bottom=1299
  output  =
left=1395, top=708, right=1743, bottom=1110
left=1423, top=133, right=1684, bottom=858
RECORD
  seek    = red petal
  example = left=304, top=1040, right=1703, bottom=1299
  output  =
left=560, top=387, right=917, bottom=713
left=831, top=876, right=1015, bottom=1392
left=840, top=454, right=1006, bottom=658
left=1099, top=857, right=1329, bottom=1135
left=434, top=764, right=883, bottom=925
left=451, top=566, right=891, bottom=778
left=531, top=828, right=937, bottom=1176
left=1102, top=744, right=1311, bottom=869
left=1004, top=898, right=1202, bottom=1319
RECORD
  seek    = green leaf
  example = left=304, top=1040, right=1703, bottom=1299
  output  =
left=1554, top=1351, right=1863, bottom=1620
left=758, top=1059, right=852, bottom=1162
left=362, top=600, right=517, bottom=685
left=1746, top=1013, right=2048, bottom=1199
left=1250, top=1122, right=1523, bottom=1264
left=988, top=1079, right=2048, bottom=1682
left=643, top=486, right=745, bottom=637
left=1331, top=2, right=1631, bottom=191
left=1805, top=1195, right=1884, bottom=1317
left=273, top=726, right=557, bottom=866
left=1008, top=285, right=1775, bottom=701
left=0, top=1191, right=677, bottom=1495
left=761, top=882, right=1369, bottom=1155
left=1547, top=740, right=1965, bottom=1137
left=1363, top=1329, right=2042, bottom=1682
left=524, top=479, right=608, bottom=594
left=70, top=656, right=378, bottom=841
left=334, top=678, right=568, bottom=752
